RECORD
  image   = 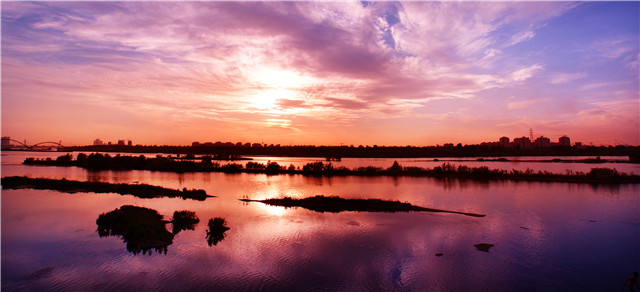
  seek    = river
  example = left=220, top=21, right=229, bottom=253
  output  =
left=2, top=151, right=639, bottom=291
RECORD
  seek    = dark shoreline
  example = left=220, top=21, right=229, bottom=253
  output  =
left=435, top=157, right=635, bottom=164
left=7, top=144, right=638, bottom=163
left=20, top=153, right=640, bottom=184
left=240, top=195, right=486, bottom=217
left=1, top=176, right=212, bottom=200
left=50, top=144, right=640, bottom=161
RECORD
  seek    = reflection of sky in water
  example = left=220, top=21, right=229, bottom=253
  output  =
left=2, top=151, right=639, bottom=290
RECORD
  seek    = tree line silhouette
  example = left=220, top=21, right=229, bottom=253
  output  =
left=22, top=153, right=640, bottom=183
left=63, top=144, right=640, bottom=160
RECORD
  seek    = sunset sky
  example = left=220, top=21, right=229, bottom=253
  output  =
left=2, top=1, right=638, bottom=147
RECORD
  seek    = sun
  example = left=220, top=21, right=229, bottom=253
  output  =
left=251, top=88, right=298, bottom=113
left=245, top=66, right=317, bottom=114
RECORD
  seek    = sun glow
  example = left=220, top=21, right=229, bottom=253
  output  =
left=261, top=205, right=287, bottom=216
left=245, top=66, right=318, bottom=115
left=252, top=88, right=289, bottom=109
left=250, top=88, right=304, bottom=115
left=248, top=67, right=317, bottom=89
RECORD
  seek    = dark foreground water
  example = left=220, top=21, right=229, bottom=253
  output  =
left=2, top=151, right=639, bottom=291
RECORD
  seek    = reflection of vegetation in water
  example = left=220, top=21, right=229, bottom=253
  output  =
left=206, top=218, right=230, bottom=246
left=97, top=205, right=174, bottom=255
left=240, top=195, right=485, bottom=217
left=25, top=267, right=55, bottom=281
left=172, top=210, right=200, bottom=235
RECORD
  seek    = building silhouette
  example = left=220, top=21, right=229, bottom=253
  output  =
left=534, top=136, right=551, bottom=148
left=1, top=136, right=11, bottom=148
left=513, top=137, right=533, bottom=149
left=489, top=134, right=573, bottom=149
left=499, top=137, right=510, bottom=148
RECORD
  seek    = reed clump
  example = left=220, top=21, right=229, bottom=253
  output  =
left=97, top=205, right=174, bottom=255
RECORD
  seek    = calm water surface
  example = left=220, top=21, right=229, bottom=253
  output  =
left=2, top=151, right=639, bottom=291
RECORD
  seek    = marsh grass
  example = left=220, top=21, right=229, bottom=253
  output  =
left=240, top=195, right=485, bottom=217
left=1, top=176, right=211, bottom=200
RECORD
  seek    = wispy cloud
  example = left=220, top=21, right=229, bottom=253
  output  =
left=507, top=98, right=548, bottom=110
left=591, top=37, right=637, bottom=60
left=510, top=64, right=544, bottom=82
left=506, top=29, right=535, bottom=47
left=549, top=72, right=587, bottom=84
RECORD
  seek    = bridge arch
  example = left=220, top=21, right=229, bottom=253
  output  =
left=4, top=139, right=64, bottom=149
left=7, top=139, right=30, bottom=148
left=31, top=141, right=65, bottom=148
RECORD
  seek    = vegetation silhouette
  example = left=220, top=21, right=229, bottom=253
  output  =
left=171, top=210, right=200, bottom=235
left=474, top=243, right=495, bottom=252
left=97, top=206, right=203, bottom=255
left=625, top=272, right=639, bottom=292
left=206, top=218, right=230, bottom=246
left=174, top=153, right=252, bottom=161
left=97, top=205, right=174, bottom=255
left=1, top=176, right=211, bottom=200
left=23, top=154, right=640, bottom=183
left=239, top=195, right=485, bottom=217
left=63, top=143, right=639, bottom=160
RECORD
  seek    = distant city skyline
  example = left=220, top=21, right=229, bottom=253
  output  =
left=0, top=133, right=595, bottom=149
left=2, top=2, right=638, bottom=146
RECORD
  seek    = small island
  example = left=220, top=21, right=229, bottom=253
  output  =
left=97, top=205, right=176, bottom=255
left=171, top=210, right=200, bottom=235
left=240, top=195, right=486, bottom=217
left=1, top=176, right=211, bottom=201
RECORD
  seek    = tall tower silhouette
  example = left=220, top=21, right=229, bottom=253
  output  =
left=529, top=128, right=533, bottom=140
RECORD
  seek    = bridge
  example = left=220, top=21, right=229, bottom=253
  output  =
left=2, top=139, right=65, bottom=150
